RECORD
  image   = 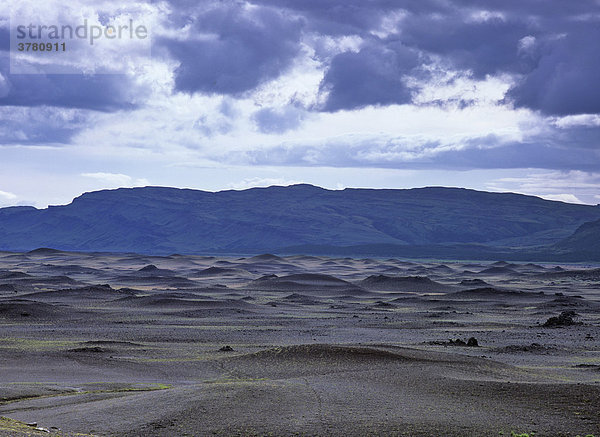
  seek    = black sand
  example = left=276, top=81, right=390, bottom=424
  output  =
left=0, top=251, right=598, bottom=436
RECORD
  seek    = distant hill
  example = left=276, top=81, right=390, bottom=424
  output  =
left=0, top=184, right=599, bottom=260
left=553, top=218, right=600, bottom=259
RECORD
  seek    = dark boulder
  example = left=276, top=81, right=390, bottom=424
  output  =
left=543, top=311, right=579, bottom=327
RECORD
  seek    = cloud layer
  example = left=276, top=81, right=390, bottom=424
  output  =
left=0, top=0, right=598, bottom=206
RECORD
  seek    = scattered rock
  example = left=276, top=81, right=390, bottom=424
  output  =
left=428, top=338, right=479, bottom=347
left=373, top=301, right=394, bottom=308
left=450, top=339, right=467, bottom=346
left=543, top=310, right=580, bottom=327
left=219, top=345, right=234, bottom=352
left=495, top=343, right=549, bottom=353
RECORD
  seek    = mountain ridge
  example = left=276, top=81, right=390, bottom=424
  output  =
left=1, top=184, right=599, bottom=260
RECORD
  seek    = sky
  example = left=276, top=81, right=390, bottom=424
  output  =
left=0, top=0, right=599, bottom=208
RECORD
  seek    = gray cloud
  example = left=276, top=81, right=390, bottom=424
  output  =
left=0, top=0, right=598, bottom=147
left=253, top=105, right=306, bottom=133
left=507, top=28, right=600, bottom=115
left=399, top=15, right=536, bottom=78
left=159, top=1, right=303, bottom=95
left=0, top=106, right=87, bottom=145
left=3, top=0, right=597, bottom=116
left=430, top=131, right=600, bottom=172
left=216, top=124, right=600, bottom=172
left=319, top=42, right=422, bottom=111
left=256, top=0, right=600, bottom=114
left=0, top=51, right=145, bottom=112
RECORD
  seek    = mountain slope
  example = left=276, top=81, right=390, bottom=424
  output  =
left=554, top=218, right=600, bottom=258
left=0, top=184, right=599, bottom=257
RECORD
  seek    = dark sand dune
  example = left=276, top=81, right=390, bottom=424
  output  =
left=490, top=261, right=511, bottom=267
left=429, top=264, right=456, bottom=273
left=212, top=260, right=238, bottom=266
left=360, top=274, right=454, bottom=292
left=248, top=273, right=367, bottom=296
left=133, top=265, right=192, bottom=277
left=459, top=278, right=489, bottom=286
left=448, top=287, right=531, bottom=299
left=0, top=299, right=69, bottom=319
left=479, top=266, right=519, bottom=275
left=26, top=248, right=66, bottom=256
left=241, top=261, right=303, bottom=273
left=523, top=262, right=546, bottom=269
left=220, top=344, right=514, bottom=379
left=0, top=273, right=81, bottom=290
left=0, top=271, right=32, bottom=280
left=461, top=262, right=486, bottom=269
left=114, top=295, right=256, bottom=311
left=380, top=265, right=405, bottom=273
left=539, top=295, right=600, bottom=310
left=281, top=293, right=323, bottom=305
left=138, top=265, right=166, bottom=273
left=196, top=266, right=249, bottom=276
left=36, top=263, right=105, bottom=276
left=247, top=253, right=286, bottom=262
left=275, top=273, right=352, bottom=285
left=22, top=285, right=136, bottom=301
left=287, top=255, right=325, bottom=262
left=114, top=273, right=198, bottom=288
left=320, top=260, right=339, bottom=266
left=0, top=284, right=17, bottom=293
left=371, top=300, right=396, bottom=308
left=172, top=307, right=256, bottom=318
left=539, top=267, right=600, bottom=280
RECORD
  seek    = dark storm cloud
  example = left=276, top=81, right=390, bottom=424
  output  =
left=0, top=73, right=140, bottom=112
left=507, top=28, right=600, bottom=116
left=254, top=0, right=447, bottom=35
left=398, top=15, right=536, bottom=78
left=252, top=0, right=600, bottom=115
left=319, top=42, right=422, bottom=111
left=0, top=23, right=141, bottom=142
left=158, top=1, right=303, bottom=95
left=2, top=0, right=598, bottom=120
